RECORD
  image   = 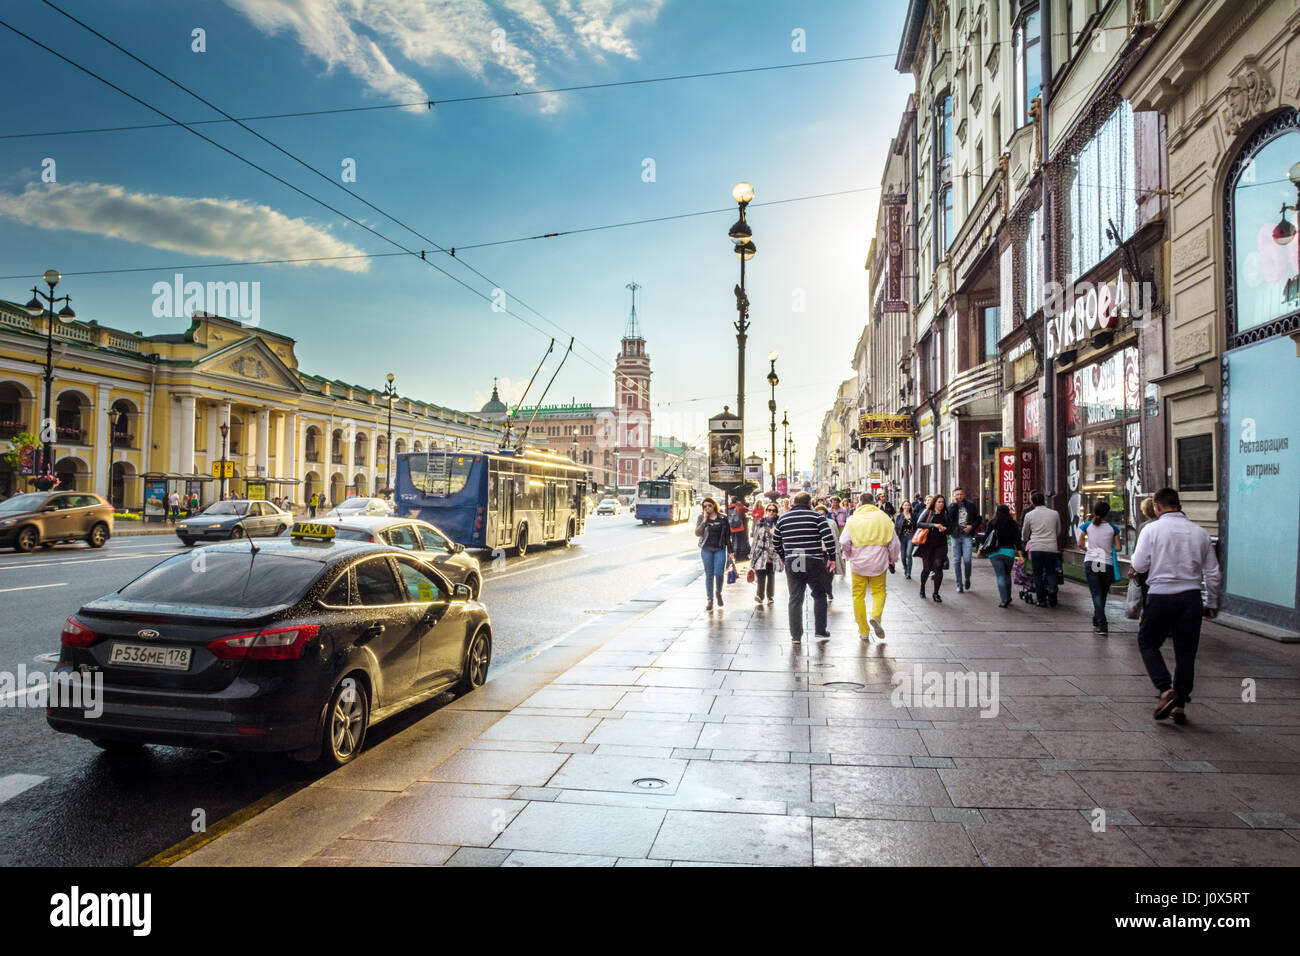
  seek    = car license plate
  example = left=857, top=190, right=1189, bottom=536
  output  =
left=109, top=643, right=192, bottom=671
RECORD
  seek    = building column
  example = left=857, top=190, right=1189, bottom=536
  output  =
left=365, top=424, right=378, bottom=491
left=168, top=395, right=182, bottom=473
left=281, top=410, right=297, bottom=501
left=205, top=402, right=217, bottom=474
left=254, top=406, right=270, bottom=479
left=179, top=394, right=196, bottom=477
left=94, top=384, right=110, bottom=497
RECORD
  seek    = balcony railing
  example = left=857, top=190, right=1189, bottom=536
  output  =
left=56, top=425, right=85, bottom=443
left=0, top=420, right=27, bottom=439
left=111, top=432, right=134, bottom=448
left=305, top=446, right=320, bottom=463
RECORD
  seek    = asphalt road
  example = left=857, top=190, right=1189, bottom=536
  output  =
left=0, top=511, right=698, bottom=866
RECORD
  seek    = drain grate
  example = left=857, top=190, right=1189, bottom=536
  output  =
left=633, top=777, right=667, bottom=790
left=823, top=681, right=865, bottom=690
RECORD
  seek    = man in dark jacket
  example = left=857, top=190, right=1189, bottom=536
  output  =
left=773, top=492, right=837, bottom=642
left=945, top=487, right=983, bottom=593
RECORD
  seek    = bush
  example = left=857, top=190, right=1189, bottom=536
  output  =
left=113, top=512, right=141, bottom=521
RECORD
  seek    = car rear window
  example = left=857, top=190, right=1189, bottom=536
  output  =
left=118, top=551, right=324, bottom=608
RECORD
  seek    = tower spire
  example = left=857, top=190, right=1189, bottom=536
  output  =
left=624, top=281, right=642, bottom=340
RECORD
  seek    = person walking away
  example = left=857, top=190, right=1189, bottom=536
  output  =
left=841, top=493, right=901, bottom=643
left=1129, top=488, right=1221, bottom=724
left=727, top=497, right=751, bottom=561
left=168, top=489, right=180, bottom=522
left=980, top=505, right=1024, bottom=608
left=895, top=501, right=918, bottom=579
left=815, top=504, right=843, bottom=603
left=309, top=492, right=319, bottom=518
left=915, top=493, right=950, bottom=602
left=696, top=497, right=733, bottom=611
left=773, top=492, right=836, bottom=642
left=1079, top=498, right=1123, bottom=634
left=911, top=492, right=925, bottom=518
left=945, top=487, right=982, bottom=593
left=750, top=502, right=781, bottom=605
left=1021, top=490, right=1064, bottom=607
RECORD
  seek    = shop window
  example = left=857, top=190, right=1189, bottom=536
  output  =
left=1176, top=434, right=1214, bottom=492
left=981, top=306, right=1001, bottom=362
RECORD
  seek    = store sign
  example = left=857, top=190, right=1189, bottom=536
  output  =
left=857, top=412, right=914, bottom=439
left=1044, top=271, right=1131, bottom=359
left=952, top=185, right=1001, bottom=284
left=997, top=448, right=1017, bottom=516
left=1017, top=443, right=1038, bottom=516
left=708, top=410, right=743, bottom=488
left=883, top=194, right=907, bottom=313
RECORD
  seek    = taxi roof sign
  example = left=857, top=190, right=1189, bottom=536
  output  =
left=291, top=521, right=337, bottom=540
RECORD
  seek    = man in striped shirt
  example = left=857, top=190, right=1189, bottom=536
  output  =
left=773, top=491, right=837, bottom=642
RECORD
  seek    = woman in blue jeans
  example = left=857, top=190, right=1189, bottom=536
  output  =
left=696, top=497, right=733, bottom=611
left=894, top=501, right=917, bottom=579
left=1078, top=498, right=1122, bottom=634
left=981, top=505, right=1024, bottom=608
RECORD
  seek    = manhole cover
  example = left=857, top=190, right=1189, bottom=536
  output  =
left=34, top=652, right=60, bottom=664
left=823, top=681, right=865, bottom=690
left=633, top=777, right=667, bottom=790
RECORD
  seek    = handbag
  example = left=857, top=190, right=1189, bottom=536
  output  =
left=1124, top=577, right=1144, bottom=620
left=977, top=527, right=999, bottom=557
left=911, top=527, right=929, bottom=546
left=726, top=557, right=738, bottom=584
left=746, top=567, right=756, bottom=584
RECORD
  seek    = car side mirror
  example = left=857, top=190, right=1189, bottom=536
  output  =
left=42, top=505, right=58, bottom=513
left=454, top=543, right=465, bottom=553
left=452, top=583, right=472, bottom=601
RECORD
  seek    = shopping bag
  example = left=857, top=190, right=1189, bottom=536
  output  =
left=1124, top=577, right=1143, bottom=620
left=746, top=567, right=756, bottom=584
left=726, top=558, right=738, bottom=584
left=1012, top=557, right=1031, bottom=587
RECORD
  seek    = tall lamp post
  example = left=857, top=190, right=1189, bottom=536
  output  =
left=729, top=182, right=756, bottom=463
left=382, top=372, right=397, bottom=497
left=781, top=407, right=790, bottom=491
left=218, top=421, right=230, bottom=500
left=106, top=401, right=119, bottom=507
left=23, top=269, right=76, bottom=479
left=766, top=351, right=779, bottom=493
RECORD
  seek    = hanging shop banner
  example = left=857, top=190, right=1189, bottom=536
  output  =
left=708, top=410, right=743, bottom=488
left=777, top=476, right=788, bottom=495
left=883, top=194, right=908, bottom=313
left=1016, top=443, right=1038, bottom=516
left=1225, top=337, right=1299, bottom=610
left=17, top=443, right=35, bottom=476
left=857, top=412, right=914, bottom=440
left=997, top=447, right=1018, bottom=515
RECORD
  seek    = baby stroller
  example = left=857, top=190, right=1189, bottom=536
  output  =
left=1014, top=556, right=1036, bottom=604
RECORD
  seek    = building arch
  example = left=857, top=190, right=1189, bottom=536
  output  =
left=353, top=472, right=368, bottom=497
left=353, top=431, right=368, bottom=467
left=331, top=428, right=345, bottom=464
left=53, top=455, right=90, bottom=492
left=329, top=472, right=344, bottom=505
left=0, top=380, right=35, bottom=439
left=55, top=389, right=91, bottom=444
left=304, top=425, right=323, bottom=463
left=109, top=459, right=136, bottom=510
left=303, top=469, right=321, bottom=506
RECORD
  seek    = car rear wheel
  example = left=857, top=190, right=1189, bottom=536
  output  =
left=87, top=522, right=110, bottom=548
left=14, top=526, right=38, bottom=553
left=456, top=630, right=491, bottom=695
left=321, top=676, right=368, bottom=768
left=563, top=520, right=574, bottom=547
left=274, top=523, right=287, bottom=536
left=230, top=525, right=245, bottom=539
left=467, top=575, right=481, bottom=600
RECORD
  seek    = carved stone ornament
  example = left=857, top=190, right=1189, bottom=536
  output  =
left=231, top=355, right=270, bottom=380
left=1223, top=63, right=1275, bottom=136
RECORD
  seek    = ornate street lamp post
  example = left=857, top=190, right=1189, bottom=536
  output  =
left=781, top=407, right=790, bottom=491
left=218, top=421, right=230, bottom=500
left=729, top=182, right=756, bottom=459
left=766, top=351, right=779, bottom=493
left=382, top=373, right=397, bottom=497
left=23, top=269, right=76, bottom=480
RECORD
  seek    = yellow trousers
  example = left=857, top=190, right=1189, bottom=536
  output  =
left=851, top=571, right=887, bottom=636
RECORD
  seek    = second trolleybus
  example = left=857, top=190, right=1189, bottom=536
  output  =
left=634, top=476, right=693, bottom=523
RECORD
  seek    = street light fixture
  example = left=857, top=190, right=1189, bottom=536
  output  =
left=218, top=420, right=230, bottom=500
left=781, top=407, right=790, bottom=491
left=1272, top=162, right=1300, bottom=245
left=729, top=181, right=755, bottom=487
left=23, top=269, right=75, bottom=482
left=382, top=372, right=397, bottom=497
left=766, top=351, right=779, bottom=492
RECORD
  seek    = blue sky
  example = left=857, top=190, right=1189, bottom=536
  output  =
left=0, top=0, right=912, bottom=462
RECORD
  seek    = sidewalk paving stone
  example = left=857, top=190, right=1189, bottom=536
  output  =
left=650, top=810, right=812, bottom=865
left=494, top=802, right=665, bottom=858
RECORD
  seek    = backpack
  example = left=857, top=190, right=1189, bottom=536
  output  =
left=728, top=508, right=743, bottom=531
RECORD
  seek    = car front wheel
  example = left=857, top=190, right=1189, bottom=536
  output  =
left=87, top=522, right=110, bottom=548
left=457, top=630, right=491, bottom=695
left=230, top=525, right=245, bottom=539
left=321, top=676, right=368, bottom=768
left=14, top=526, right=38, bottom=553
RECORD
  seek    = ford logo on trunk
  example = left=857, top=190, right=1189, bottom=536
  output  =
left=136, top=628, right=160, bottom=640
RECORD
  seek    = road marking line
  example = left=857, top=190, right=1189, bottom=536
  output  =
left=0, top=582, right=67, bottom=593
left=0, top=774, right=48, bottom=805
left=0, top=552, right=180, bottom=571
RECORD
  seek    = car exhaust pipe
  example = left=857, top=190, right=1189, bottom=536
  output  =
left=206, top=750, right=230, bottom=764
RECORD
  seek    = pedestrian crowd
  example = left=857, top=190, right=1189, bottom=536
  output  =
left=695, top=483, right=1220, bottom=726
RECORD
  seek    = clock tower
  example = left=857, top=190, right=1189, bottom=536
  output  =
left=615, top=282, right=651, bottom=494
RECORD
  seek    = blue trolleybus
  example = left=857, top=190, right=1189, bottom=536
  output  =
left=395, top=449, right=587, bottom=556
left=635, top=477, right=693, bottom=524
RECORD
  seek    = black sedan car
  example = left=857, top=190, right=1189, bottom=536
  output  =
left=176, top=499, right=292, bottom=545
left=47, top=523, right=493, bottom=767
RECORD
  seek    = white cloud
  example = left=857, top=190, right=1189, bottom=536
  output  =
left=0, top=182, right=370, bottom=271
left=223, top=0, right=661, bottom=113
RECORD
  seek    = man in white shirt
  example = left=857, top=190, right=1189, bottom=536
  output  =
left=1020, top=490, right=1064, bottom=607
left=1129, top=487, right=1221, bottom=724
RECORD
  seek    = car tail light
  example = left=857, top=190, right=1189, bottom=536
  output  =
left=208, top=624, right=319, bottom=661
left=60, top=615, right=96, bottom=648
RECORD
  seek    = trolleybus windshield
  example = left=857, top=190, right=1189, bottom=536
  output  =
left=406, top=453, right=477, bottom=498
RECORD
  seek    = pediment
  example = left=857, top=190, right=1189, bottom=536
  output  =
left=196, top=337, right=303, bottom=392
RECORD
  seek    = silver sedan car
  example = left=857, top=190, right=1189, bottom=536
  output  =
left=313, top=514, right=484, bottom=599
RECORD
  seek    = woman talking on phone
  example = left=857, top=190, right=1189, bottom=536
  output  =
left=696, top=497, right=733, bottom=611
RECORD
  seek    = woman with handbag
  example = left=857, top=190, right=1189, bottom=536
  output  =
left=696, top=497, right=733, bottom=611
left=914, top=493, right=950, bottom=603
left=894, top=501, right=918, bottom=579
left=980, top=504, right=1024, bottom=608
left=1078, top=498, right=1123, bottom=634
left=750, top=502, right=781, bottom=604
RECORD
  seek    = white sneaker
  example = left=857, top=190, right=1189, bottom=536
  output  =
left=859, top=633, right=872, bottom=643
left=869, top=617, right=886, bottom=641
